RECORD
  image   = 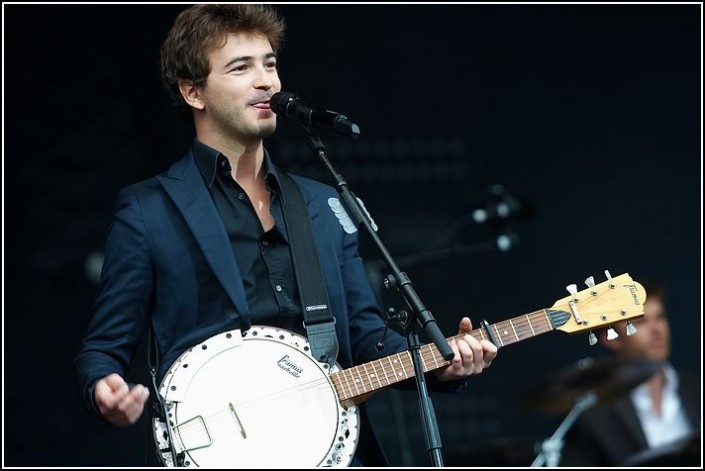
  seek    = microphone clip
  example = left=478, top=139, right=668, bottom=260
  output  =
left=375, top=307, right=409, bottom=351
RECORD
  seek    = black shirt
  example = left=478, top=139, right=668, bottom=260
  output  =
left=192, top=139, right=304, bottom=335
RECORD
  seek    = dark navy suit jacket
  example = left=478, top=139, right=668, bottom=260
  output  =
left=75, top=148, right=414, bottom=465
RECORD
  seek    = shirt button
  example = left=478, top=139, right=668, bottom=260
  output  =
left=238, top=193, right=246, bottom=200
left=261, top=240, right=270, bottom=247
left=275, top=285, right=283, bottom=292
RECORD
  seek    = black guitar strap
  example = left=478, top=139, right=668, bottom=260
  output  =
left=278, top=172, right=339, bottom=366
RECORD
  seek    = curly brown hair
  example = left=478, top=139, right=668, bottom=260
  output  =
left=160, top=4, right=285, bottom=116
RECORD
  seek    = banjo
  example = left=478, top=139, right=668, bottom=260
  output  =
left=152, top=272, right=645, bottom=467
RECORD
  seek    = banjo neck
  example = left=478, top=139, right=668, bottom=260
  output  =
left=332, top=272, right=647, bottom=404
left=331, top=308, right=555, bottom=403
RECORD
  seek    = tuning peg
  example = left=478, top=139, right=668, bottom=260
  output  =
left=584, top=276, right=595, bottom=287
left=606, top=326, right=619, bottom=340
left=588, top=331, right=598, bottom=346
left=604, top=270, right=612, bottom=280
left=566, top=284, right=578, bottom=295
left=626, top=321, right=637, bottom=336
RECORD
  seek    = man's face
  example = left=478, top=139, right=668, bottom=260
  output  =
left=612, top=296, right=670, bottom=362
left=199, top=32, right=281, bottom=142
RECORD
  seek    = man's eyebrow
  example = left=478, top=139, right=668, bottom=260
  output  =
left=223, top=52, right=277, bottom=69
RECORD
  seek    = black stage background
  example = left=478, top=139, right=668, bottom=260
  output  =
left=4, top=3, right=702, bottom=467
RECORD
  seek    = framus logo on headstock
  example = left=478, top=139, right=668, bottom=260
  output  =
left=624, top=284, right=642, bottom=305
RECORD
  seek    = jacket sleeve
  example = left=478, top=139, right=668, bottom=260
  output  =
left=74, top=188, right=154, bottom=421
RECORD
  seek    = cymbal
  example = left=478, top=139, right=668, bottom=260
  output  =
left=518, top=356, right=661, bottom=414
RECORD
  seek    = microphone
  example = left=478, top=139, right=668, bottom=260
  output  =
left=270, top=91, right=361, bottom=139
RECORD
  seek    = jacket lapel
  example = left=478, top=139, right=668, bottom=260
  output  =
left=678, top=373, right=702, bottom=429
left=612, top=396, right=649, bottom=450
left=158, top=151, right=250, bottom=318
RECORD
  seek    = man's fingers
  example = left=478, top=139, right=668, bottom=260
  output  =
left=95, top=374, right=150, bottom=425
left=481, top=339, right=498, bottom=366
left=101, top=384, right=150, bottom=426
left=103, top=373, right=128, bottom=390
left=130, top=384, right=150, bottom=404
left=458, top=316, right=473, bottom=333
left=96, top=375, right=128, bottom=410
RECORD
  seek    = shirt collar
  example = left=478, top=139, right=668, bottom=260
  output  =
left=191, top=138, right=281, bottom=190
left=631, top=361, right=679, bottom=403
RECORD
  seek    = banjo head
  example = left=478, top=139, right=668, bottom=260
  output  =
left=153, top=326, right=359, bottom=467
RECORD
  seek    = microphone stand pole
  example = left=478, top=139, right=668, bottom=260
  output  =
left=531, top=392, right=597, bottom=467
left=305, top=133, right=454, bottom=467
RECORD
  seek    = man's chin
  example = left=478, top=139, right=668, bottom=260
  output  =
left=256, top=122, right=277, bottom=138
left=646, top=350, right=669, bottom=363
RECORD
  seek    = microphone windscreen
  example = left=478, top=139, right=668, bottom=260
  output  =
left=270, top=91, right=296, bottom=116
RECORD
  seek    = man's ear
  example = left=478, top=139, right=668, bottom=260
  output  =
left=179, top=81, right=205, bottom=110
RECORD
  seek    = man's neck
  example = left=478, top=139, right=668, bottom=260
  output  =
left=197, top=133, right=266, bottom=185
left=646, top=368, right=667, bottom=416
